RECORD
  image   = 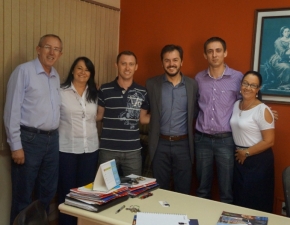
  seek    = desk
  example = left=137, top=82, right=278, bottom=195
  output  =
left=59, top=189, right=290, bottom=225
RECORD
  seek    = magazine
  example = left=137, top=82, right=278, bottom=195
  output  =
left=217, top=211, right=268, bottom=225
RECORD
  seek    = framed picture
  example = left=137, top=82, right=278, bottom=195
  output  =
left=252, top=8, right=290, bottom=103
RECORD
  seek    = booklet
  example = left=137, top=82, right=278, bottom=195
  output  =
left=217, top=211, right=268, bottom=225
left=93, top=159, right=121, bottom=192
left=71, top=183, right=128, bottom=197
left=132, top=215, right=199, bottom=225
left=129, top=183, right=159, bottom=197
left=134, top=212, right=189, bottom=225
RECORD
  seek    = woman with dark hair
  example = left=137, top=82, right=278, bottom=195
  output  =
left=230, top=71, right=275, bottom=213
left=269, top=26, right=290, bottom=88
left=58, top=57, right=99, bottom=225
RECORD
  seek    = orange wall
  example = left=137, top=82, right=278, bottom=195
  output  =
left=119, top=1, right=290, bottom=215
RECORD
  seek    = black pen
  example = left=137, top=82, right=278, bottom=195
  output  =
left=115, top=205, right=125, bottom=214
left=164, top=202, right=170, bottom=207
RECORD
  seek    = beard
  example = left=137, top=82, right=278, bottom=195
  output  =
left=164, top=66, right=181, bottom=77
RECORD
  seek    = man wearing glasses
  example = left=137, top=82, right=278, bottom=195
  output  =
left=194, top=37, right=243, bottom=204
left=4, top=34, right=63, bottom=224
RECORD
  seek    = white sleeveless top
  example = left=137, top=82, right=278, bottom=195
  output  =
left=230, top=100, right=274, bottom=147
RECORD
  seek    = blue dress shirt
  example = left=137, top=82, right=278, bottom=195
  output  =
left=160, top=74, right=188, bottom=136
left=4, top=58, right=61, bottom=151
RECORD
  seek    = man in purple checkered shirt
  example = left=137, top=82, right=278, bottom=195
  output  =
left=194, top=37, right=243, bottom=203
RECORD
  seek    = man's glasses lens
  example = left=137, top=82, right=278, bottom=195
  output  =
left=42, top=45, right=62, bottom=53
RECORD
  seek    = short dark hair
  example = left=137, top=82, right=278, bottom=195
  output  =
left=61, top=56, right=98, bottom=103
left=204, top=37, right=226, bottom=53
left=116, top=51, right=137, bottom=64
left=160, top=44, right=183, bottom=61
left=38, top=34, right=63, bottom=50
left=242, top=70, right=263, bottom=101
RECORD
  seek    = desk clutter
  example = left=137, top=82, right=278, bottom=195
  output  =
left=64, top=160, right=159, bottom=213
left=62, top=159, right=269, bottom=225
left=64, top=174, right=159, bottom=213
left=65, top=183, right=129, bottom=212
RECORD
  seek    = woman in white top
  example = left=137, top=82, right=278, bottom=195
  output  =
left=58, top=57, right=99, bottom=225
left=230, top=71, right=275, bottom=213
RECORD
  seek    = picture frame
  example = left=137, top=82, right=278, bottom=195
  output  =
left=252, top=8, right=290, bottom=103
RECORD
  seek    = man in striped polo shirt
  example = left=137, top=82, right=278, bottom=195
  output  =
left=97, top=51, right=150, bottom=176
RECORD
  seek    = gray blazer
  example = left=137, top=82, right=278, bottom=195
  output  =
left=146, top=74, right=198, bottom=163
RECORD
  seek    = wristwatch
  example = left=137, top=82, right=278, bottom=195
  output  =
left=245, top=150, right=250, bottom=158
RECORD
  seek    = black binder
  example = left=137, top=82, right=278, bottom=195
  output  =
left=65, top=195, right=129, bottom=212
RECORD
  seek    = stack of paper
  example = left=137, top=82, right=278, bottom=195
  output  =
left=65, top=183, right=129, bottom=212
left=135, top=212, right=189, bottom=225
left=123, top=174, right=159, bottom=197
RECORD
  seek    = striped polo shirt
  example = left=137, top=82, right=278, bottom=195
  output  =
left=98, top=78, right=149, bottom=151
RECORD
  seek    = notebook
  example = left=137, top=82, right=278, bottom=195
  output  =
left=135, top=212, right=189, bottom=225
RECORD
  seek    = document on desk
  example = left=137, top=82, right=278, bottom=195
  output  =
left=93, top=159, right=120, bottom=192
left=135, top=212, right=189, bottom=225
left=217, top=211, right=268, bottom=225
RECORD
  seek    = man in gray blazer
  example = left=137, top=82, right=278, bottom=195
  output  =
left=146, top=44, right=198, bottom=194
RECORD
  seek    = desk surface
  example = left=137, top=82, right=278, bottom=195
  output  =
left=59, top=189, right=290, bottom=225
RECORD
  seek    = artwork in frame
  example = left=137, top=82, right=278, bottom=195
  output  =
left=252, top=8, right=290, bottom=103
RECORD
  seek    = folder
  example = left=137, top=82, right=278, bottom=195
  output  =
left=65, top=195, right=129, bottom=212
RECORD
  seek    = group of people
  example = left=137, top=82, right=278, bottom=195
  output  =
left=4, top=34, right=276, bottom=225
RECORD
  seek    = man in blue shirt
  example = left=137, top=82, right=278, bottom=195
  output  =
left=146, top=45, right=198, bottom=194
left=4, top=34, right=63, bottom=224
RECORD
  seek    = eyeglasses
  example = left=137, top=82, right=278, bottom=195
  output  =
left=241, top=81, right=259, bottom=89
left=40, top=45, right=62, bottom=53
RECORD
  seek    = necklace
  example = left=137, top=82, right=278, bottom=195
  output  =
left=239, top=100, right=255, bottom=117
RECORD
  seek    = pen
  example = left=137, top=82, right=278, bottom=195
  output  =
left=163, top=201, right=170, bottom=207
left=115, top=205, right=125, bottom=214
left=140, top=192, right=153, bottom=199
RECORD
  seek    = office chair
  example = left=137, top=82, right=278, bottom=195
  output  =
left=13, top=200, right=49, bottom=225
left=283, top=166, right=290, bottom=217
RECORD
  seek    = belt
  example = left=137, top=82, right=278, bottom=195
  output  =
left=20, top=125, right=58, bottom=135
left=160, top=134, right=188, bottom=141
left=195, top=130, right=232, bottom=139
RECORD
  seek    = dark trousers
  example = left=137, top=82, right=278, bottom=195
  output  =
left=195, top=133, right=235, bottom=203
left=152, top=138, right=192, bottom=194
left=58, top=150, right=99, bottom=225
left=10, top=129, right=59, bottom=225
left=233, top=148, right=274, bottom=212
